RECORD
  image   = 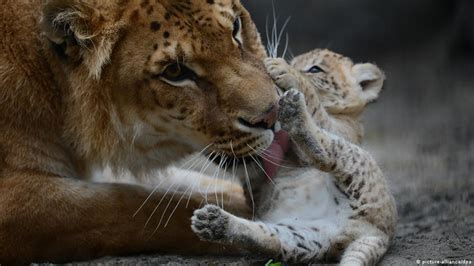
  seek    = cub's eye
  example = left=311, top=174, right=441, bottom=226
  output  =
left=307, top=65, right=325, bottom=74
left=160, top=63, right=197, bottom=83
left=232, top=16, right=243, bottom=45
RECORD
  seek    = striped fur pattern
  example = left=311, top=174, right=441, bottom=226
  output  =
left=192, top=50, right=397, bottom=265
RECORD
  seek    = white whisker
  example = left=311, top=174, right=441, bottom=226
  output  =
left=228, top=141, right=238, bottom=206
left=203, top=152, right=220, bottom=204
left=179, top=143, right=214, bottom=169
left=153, top=187, right=180, bottom=234
left=144, top=181, right=177, bottom=230
left=248, top=145, right=297, bottom=169
left=163, top=180, right=196, bottom=227
left=247, top=147, right=276, bottom=185
left=252, top=146, right=294, bottom=164
left=212, top=154, right=225, bottom=207
left=186, top=151, right=216, bottom=207
left=133, top=178, right=165, bottom=218
left=242, top=158, right=255, bottom=220
left=266, top=1, right=291, bottom=59
left=221, top=155, right=229, bottom=210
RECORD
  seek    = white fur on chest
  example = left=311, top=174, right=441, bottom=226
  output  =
left=258, top=168, right=352, bottom=226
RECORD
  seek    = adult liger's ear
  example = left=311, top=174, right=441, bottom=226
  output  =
left=41, top=0, right=123, bottom=79
left=352, top=63, right=385, bottom=104
left=237, top=3, right=268, bottom=59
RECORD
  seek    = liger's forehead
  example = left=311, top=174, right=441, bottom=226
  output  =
left=131, top=0, right=239, bottom=69
left=133, top=0, right=238, bottom=32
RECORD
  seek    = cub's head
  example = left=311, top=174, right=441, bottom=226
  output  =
left=41, top=0, right=278, bottom=169
left=291, top=49, right=384, bottom=115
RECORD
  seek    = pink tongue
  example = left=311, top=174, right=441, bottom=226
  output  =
left=262, top=131, right=290, bottom=180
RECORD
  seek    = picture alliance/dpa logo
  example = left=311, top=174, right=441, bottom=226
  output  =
left=416, top=259, right=473, bottom=265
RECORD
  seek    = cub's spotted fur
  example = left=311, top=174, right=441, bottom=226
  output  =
left=192, top=49, right=397, bottom=265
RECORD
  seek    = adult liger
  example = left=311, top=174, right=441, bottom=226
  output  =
left=0, top=0, right=279, bottom=263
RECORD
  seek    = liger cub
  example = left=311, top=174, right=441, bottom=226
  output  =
left=191, top=49, right=398, bottom=265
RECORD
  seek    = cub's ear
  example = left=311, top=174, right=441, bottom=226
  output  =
left=352, top=63, right=385, bottom=104
left=41, top=0, right=123, bottom=79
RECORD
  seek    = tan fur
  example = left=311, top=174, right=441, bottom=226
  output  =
left=0, top=0, right=278, bottom=263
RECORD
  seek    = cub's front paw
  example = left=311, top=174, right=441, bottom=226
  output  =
left=264, top=58, right=298, bottom=90
left=278, top=89, right=308, bottom=133
left=191, top=204, right=230, bottom=242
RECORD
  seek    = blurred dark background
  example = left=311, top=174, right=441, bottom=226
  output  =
left=245, top=0, right=474, bottom=62
left=244, top=1, right=474, bottom=262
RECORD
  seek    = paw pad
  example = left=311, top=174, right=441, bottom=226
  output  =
left=191, top=204, right=229, bottom=242
left=278, top=89, right=307, bottom=132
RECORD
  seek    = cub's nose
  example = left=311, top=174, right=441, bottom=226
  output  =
left=238, top=104, right=279, bottom=130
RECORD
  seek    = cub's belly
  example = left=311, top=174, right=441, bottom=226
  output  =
left=258, top=168, right=351, bottom=223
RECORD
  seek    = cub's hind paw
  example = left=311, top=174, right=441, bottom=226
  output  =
left=264, top=58, right=298, bottom=90
left=191, top=204, right=230, bottom=242
left=278, top=89, right=308, bottom=132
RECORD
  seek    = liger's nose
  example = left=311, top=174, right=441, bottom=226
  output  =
left=239, top=104, right=279, bottom=130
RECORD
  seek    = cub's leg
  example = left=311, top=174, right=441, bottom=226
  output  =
left=278, top=89, right=397, bottom=265
left=340, top=229, right=390, bottom=265
left=191, top=205, right=281, bottom=256
left=191, top=205, right=333, bottom=263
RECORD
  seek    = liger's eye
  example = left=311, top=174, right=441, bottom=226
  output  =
left=161, top=63, right=197, bottom=83
left=232, top=16, right=242, bottom=45
left=307, top=65, right=325, bottom=74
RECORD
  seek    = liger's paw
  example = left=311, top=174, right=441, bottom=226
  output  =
left=191, top=204, right=230, bottom=242
left=264, top=58, right=298, bottom=90
left=278, top=89, right=308, bottom=132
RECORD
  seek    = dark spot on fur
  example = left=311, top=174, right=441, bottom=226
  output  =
left=293, top=233, right=305, bottom=240
left=130, top=9, right=140, bottom=22
left=297, top=243, right=310, bottom=251
left=147, top=6, right=154, bottom=14
left=150, top=21, right=161, bottom=31
left=353, top=190, right=361, bottom=200
left=344, top=175, right=353, bottom=187
left=207, top=0, right=215, bottom=4
left=163, top=31, right=170, bottom=38
left=140, top=0, right=149, bottom=8
left=312, top=241, right=323, bottom=249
